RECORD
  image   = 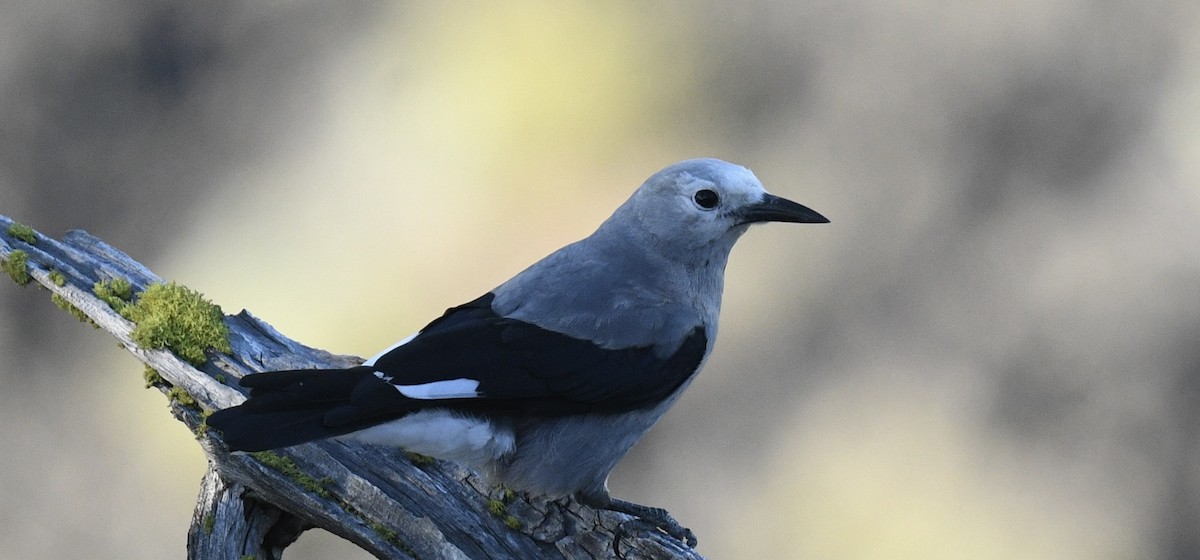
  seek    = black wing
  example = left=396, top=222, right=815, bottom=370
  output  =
left=369, top=292, right=708, bottom=417
left=210, top=293, right=707, bottom=451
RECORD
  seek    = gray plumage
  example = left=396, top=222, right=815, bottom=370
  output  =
left=489, top=160, right=783, bottom=492
left=207, top=157, right=828, bottom=547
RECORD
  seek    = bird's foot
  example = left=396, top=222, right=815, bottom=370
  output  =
left=598, top=497, right=697, bottom=553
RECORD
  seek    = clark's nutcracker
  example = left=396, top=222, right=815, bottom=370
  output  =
left=208, top=158, right=827, bottom=547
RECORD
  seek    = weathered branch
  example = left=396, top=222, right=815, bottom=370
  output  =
left=0, top=214, right=705, bottom=560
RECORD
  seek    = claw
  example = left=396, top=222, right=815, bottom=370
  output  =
left=613, top=517, right=697, bottom=558
left=613, top=518, right=647, bottom=558
left=587, top=496, right=697, bottom=553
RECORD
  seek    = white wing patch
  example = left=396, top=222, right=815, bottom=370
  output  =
left=363, top=331, right=419, bottom=367
left=391, top=378, right=481, bottom=400
left=364, top=332, right=481, bottom=400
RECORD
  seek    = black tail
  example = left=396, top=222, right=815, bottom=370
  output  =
left=207, top=366, right=384, bottom=452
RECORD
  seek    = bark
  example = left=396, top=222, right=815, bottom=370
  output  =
left=0, top=214, right=705, bottom=560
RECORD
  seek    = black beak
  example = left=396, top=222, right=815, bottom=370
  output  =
left=738, top=193, right=829, bottom=225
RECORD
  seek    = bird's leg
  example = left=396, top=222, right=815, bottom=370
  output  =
left=576, top=491, right=698, bottom=550
left=607, top=497, right=698, bottom=549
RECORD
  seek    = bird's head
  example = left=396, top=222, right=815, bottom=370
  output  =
left=602, top=158, right=828, bottom=260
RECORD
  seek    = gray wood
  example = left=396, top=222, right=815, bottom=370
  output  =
left=0, top=214, right=705, bottom=560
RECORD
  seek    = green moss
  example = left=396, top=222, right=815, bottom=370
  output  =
left=93, top=278, right=133, bottom=312
left=367, top=520, right=416, bottom=556
left=405, top=451, right=435, bottom=466
left=369, top=521, right=399, bottom=543
left=167, top=386, right=198, bottom=409
left=48, top=269, right=66, bottom=287
left=7, top=222, right=36, bottom=244
left=2, top=250, right=31, bottom=286
left=245, top=450, right=421, bottom=554
left=143, top=366, right=164, bottom=388
left=486, top=497, right=522, bottom=529
left=122, top=282, right=231, bottom=367
left=251, top=451, right=334, bottom=499
left=194, top=409, right=214, bottom=437
left=203, top=514, right=216, bottom=534
left=334, top=500, right=414, bottom=554
left=241, top=556, right=255, bottom=560
left=51, top=293, right=98, bottom=327
left=242, top=448, right=422, bottom=556
left=486, top=498, right=506, bottom=517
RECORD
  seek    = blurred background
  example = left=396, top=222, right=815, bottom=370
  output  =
left=2, top=1, right=1198, bottom=558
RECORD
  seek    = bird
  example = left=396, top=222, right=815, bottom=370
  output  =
left=206, top=158, right=828, bottom=548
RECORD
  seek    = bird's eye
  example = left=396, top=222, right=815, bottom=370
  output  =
left=693, top=189, right=719, bottom=209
